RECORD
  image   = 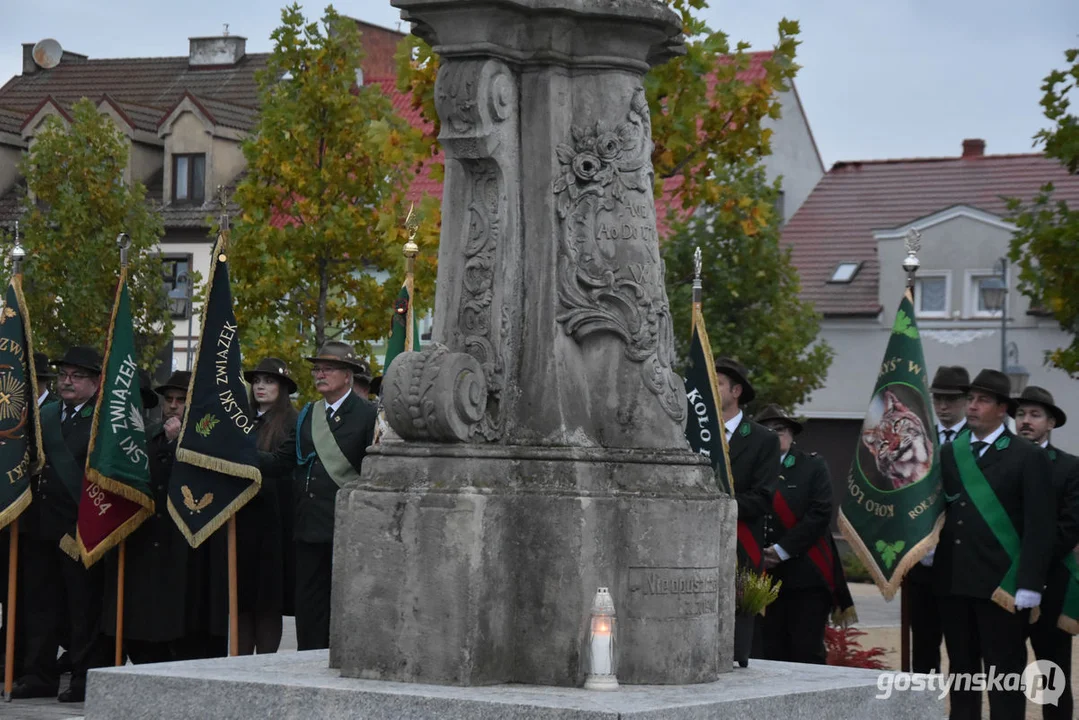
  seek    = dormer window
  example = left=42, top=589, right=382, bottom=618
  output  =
left=173, top=153, right=205, bottom=204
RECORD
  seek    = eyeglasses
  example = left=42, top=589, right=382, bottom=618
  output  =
left=58, top=371, right=93, bottom=382
left=310, top=366, right=343, bottom=376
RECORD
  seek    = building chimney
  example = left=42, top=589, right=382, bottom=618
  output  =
left=188, top=35, right=246, bottom=67
left=22, top=43, right=38, bottom=74
left=962, top=138, right=985, bottom=158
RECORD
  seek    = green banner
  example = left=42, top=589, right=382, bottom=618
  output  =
left=838, top=292, right=944, bottom=600
left=0, top=276, right=42, bottom=530
left=384, top=283, right=419, bottom=372
left=168, top=235, right=261, bottom=548
left=77, top=275, right=154, bottom=566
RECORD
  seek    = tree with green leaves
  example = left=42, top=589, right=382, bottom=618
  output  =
left=1007, top=46, right=1079, bottom=375
left=396, top=0, right=800, bottom=236
left=19, top=98, right=168, bottom=367
left=230, top=3, right=439, bottom=399
left=663, top=162, right=832, bottom=410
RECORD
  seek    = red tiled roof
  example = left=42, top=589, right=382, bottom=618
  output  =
left=781, top=151, right=1079, bottom=316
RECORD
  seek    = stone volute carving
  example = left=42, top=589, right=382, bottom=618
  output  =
left=382, top=343, right=488, bottom=442
left=553, top=87, right=686, bottom=424
left=382, top=57, right=516, bottom=443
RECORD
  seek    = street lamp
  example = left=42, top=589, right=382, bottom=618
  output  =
left=979, top=258, right=1028, bottom=395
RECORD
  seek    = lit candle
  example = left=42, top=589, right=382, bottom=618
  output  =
left=584, top=587, right=618, bottom=690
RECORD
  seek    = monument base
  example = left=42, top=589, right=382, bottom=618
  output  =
left=331, top=445, right=733, bottom=687
left=84, top=651, right=941, bottom=719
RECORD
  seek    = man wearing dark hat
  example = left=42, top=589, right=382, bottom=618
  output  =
left=757, top=405, right=855, bottom=664
left=933, top=369, right=1055, bottom=720
left=1014, top=386, right=1079, bottom=720
left=12, top=347, right=107, bottom=702
left=713, top=358, right=780, bottom=572
left=907, top=365, right=972, bottom=674
left=35, top=351, right=57, bottom=407
left=291, top=341, right=378, bottom=649
left=103, top=370, right=192, bottom=665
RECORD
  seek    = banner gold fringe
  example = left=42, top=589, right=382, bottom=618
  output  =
left=0, top=488, right=31, bottom=531
left=166, top=477, right=259, bottom=550
left=174, top=448, right=262, bottom=483
left=831, top=605, right=859, bottom=629
left=76, top=506, right=152, bottom=568
left=85, top=467, right=155, bottom=511
left=13, top=275, right=45, bottom=477
left=59, top=533, right=80, bottom=562
left=838, top=508, right=945, bottom=602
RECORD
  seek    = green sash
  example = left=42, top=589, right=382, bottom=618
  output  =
left=1058, top=552, right=1079, bottom=633
left=953, top=430, right=1021, bottom=611
left=310, top=400, right=362, bottom=488
left=39, top=403, right=83, bottom=504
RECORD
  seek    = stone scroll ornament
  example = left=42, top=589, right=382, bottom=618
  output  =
left=552, top=87, right=686, bottom=423
left=382, top=343, right=489, bottom=442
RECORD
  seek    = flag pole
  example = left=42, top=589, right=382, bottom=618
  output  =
left=403, top=203, right=418, bottom=354
left=3, top=224, right=25, bottom=697
left=218, top=189, right=240, bottom=658
left=113, top=233, right=132, bottom=667
left=898, top=229, right=922, bottom=674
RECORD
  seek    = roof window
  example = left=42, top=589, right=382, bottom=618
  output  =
left=828, top=262, right=861, bottom=284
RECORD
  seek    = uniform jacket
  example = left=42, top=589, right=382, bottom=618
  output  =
left=1038, top=444, right=1079, bottom=621
left=292, top=392, right=377, bottom=544
left=729, top=416, right=781, bottom=565
left=763, top=447, right=834, bottom=590
left=26, top=397, right=95, bottom=545
left=103, top=427, right=190, bottom=641
left=932, top=428, right=1055, bottom=599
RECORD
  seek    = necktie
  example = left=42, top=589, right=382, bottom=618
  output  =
left=942, top=429, right=955, bottom=444
left=63, top=403, right=77, bottom=424
left=326, top=406, right=334, bottom=423
left=970, top=441, right=988, bottom=456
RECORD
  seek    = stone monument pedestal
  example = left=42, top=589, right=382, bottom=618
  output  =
left=84, top=651, right=942, bottom=719
left=330, top=444, right=735, bottom=686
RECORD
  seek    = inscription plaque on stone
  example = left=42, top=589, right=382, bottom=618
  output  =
left=625, top=566, right=720, bottom=619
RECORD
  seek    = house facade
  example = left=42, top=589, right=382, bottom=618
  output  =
left=782, top=139, right=1079, bottom=497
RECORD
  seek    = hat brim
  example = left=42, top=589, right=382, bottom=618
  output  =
left=153, top=384, right=189, bottom=396
left=716, top=367, right=756, bottom=405
left=36, top=369, right=58, bottom=379
left=929, top=386, right=967, bottom=396
left=53, top=361, right=101, bottom=375
left=244, top=370, right=298, bottom=395
left=761, top=417, right=803, bottom=436
left=967, top=383, right=1018, bottom=414
left=1011, top=400, right=1067, bottom=429
left=304, top=355, right=368, bottom=375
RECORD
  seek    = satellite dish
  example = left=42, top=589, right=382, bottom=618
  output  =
left=32, top=39, right=63, bottom=69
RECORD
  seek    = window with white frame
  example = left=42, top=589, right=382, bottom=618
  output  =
left=914, top=272, right=950, bottom=318
left=965, top=270, right=1006, bottom=319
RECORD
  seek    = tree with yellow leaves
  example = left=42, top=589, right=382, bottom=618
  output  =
left=230, top=4, right=439, bottom=398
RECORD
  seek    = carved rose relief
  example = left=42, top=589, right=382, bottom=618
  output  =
left=552, top=88, right=686, bottom=424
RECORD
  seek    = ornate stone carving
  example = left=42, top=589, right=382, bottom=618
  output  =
left=382, top=343, right=487, bottom=442
left=552, top=87, right=685, bottom=423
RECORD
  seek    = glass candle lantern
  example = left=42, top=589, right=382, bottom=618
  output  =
left=584, top=587, right=618, bottom=690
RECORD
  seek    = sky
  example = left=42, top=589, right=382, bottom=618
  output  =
left=3, top=1, right=1077, bottom=168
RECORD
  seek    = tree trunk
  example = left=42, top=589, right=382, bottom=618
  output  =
left=315, top=256, right=329, bottom=349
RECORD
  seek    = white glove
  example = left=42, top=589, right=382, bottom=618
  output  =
left=773, top=544, right=790, bottom=561
left=1015, top=589, right=1042, bottom=610
left=919, top=549, right=935, bottom=567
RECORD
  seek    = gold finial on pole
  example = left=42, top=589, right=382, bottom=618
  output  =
left=692, top=246, right=703, bottom=306
left=403, top=203, right=419, bottom=352
left=902, top=228, right=921, bottom=291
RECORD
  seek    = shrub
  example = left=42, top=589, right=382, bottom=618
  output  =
left=825, top=626, right=888, bottom=669
left=735, top=566, right=781, bottom=616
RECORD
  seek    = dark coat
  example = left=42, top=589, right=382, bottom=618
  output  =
left=1037, top=444, right=1079, bottom=622
left=762, top=447, right=834, bottom=590
left=103, top=428, right=190, bottom=642
left=292, top=392, right=377, bottom=544
left=25, top=397, right=95, bottom=545
left=728, top=415, right=781, bottom=566
left=932, top=428, right=1056, bottom=599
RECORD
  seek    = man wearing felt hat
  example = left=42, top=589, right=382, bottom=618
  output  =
left=103, top=369, right=193, bottom=665
left=932, top=369, right=1056, bottom=719
left=757, top=405, right=856, bottom=664
left=713, top=357, right=781, bottom=574
left=12, top=346, right=108, bottom=702
left=907, top=365, right=972, bottom=674
left=1014, top=386, right=1079, bottom=720
left=277, top=341, right=378, bottom=649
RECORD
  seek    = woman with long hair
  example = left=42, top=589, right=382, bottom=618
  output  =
left=236, top=357, right=297, bottom=654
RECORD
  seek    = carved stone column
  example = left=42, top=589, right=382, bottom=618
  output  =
left=331, top=0, right=736, bottom=687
